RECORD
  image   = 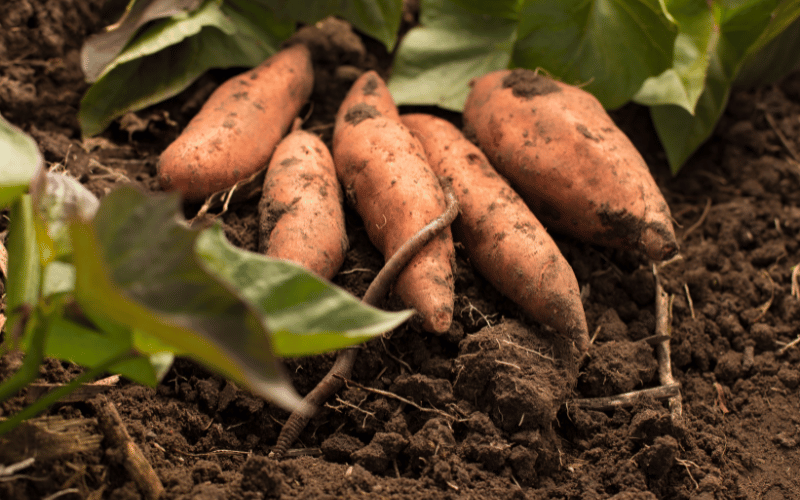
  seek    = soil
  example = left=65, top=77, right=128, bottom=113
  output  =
left=2, top=1, right=800, bottom=499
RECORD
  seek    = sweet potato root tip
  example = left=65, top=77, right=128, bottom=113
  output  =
left=158, top=44, right=314, bottom=201
left=333, top=72, right=455, bottom=334
left=259, top=129, right=347, bottom=281
left=463, top=69, right=678, bottom=261
left=401, top=113, right=589, bottom=352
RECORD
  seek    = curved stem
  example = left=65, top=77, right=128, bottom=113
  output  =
left=272, top=182, right=459, bottom=457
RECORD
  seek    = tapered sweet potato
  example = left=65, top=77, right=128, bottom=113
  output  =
left=159, top=44, right=314, bottom=201
left=462, top=69, right=678, bottom=261
left=402, top=113, right=589, bottom=352
left=333, top=71, right=455, bottom=333
left=258, top=129, right=347, bottom=280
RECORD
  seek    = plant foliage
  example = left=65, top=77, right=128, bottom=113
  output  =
left=79, top=0, right=800, bottom=172
left=0, top=129, right=410, bottom=435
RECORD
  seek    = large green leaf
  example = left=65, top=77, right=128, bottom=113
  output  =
left=79, top=0, right=293, bottom=136
left=196, top=225, right=413, bottom=358
left=390, top=0, right=676, bottom=111
left=651, top=0, right=782, bottom=172
left=513, top=0, right=677, bottom=109
left=44, top=317, right=160, bottom=387
left=388, top=0, right=519, bottom=110
left=32, top=172, right=100, bottom=263
left=0, top=114, right=42, bottom=209
left=254, top=0, right=403, bottom=50
left=81, top=0, right=202, bottom=82
left=633, top=0, right=717, bottom=113
left=735, top=1, right=800, bottom=86
left=68, top=185, right=302, bottom=411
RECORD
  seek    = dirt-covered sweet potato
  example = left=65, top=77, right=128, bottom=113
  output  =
left=462, top=69, right=678, bottom=261
left=403, top=113, right=589, bottom=352
left=332, top=71, right=455, bottom=334
left=259, top=129, right=347, bottom=280
left=159, top=44, right=314, bottom=201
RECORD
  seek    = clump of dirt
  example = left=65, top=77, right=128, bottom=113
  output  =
left=501, top=68, right=561, bottom=99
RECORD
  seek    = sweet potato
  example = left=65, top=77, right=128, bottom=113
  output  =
left=258, top=129, right=347, bottom=280
left=159, top=44, right=314, bottom=201
left=462, top=69, right=678, bottom=261
left=402, top=113, right=589, bottom=352
left=333, top=71, right=455, bottom=334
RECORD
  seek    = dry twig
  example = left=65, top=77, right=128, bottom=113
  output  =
left=568, top=382, right=681, bottom=411
left=335, top=375, right=463, bottom=423
left=94, top=396, right=164, bottom=500
left=777, top=335, right=800, bottom=356
left=654, top=265, right=683, bottom=421
left=764, top=111, right=800, bottom=163
left=681, top=198, right=711, bottom=242
left=683, top=283, right=696, bottom=320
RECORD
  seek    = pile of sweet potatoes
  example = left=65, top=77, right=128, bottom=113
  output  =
left=157, top=45, right=678, bottom=353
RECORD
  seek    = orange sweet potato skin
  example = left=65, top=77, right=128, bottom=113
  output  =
left=333, top=71, right=455, bottom=334
left=402, top=113, right=589, bottom=352
left=259, top=130, right=347, bottom=281
left=463, top=69, right=678, bottom=261
left=158, top=44, right=314, bottom=201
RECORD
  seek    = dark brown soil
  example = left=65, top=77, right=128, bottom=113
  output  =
left=2, top=1, right=800, bottom=499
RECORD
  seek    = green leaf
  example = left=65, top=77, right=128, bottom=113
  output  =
left=41, top=261, right=76, bottom=297
left=81, top=0, right=202, bottom=82
left=633, top=0, right=717, bottom=113
left=651, top=0, right=782, bottom=172
left=736, top=2, right=800, bottom=86
left=513, top=0, right=677, bottom=109
left=32, top=172, right=99, bottom=262
left=0, top=114, right=42, bottom=209
left=389, top=0, right=520, bottom=110
left=255, top=0, right=403, bottom=50
left=44, top=317, right=160, bottom=387
left=744, top=0, right=800, bottom=56
left=196, top=225, right=413, bottom=358
left=79, top=0, right=293, bottom=136
left=68, top=185, right=302, bottom=411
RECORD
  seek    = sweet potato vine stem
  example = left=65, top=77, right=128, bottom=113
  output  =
left=271, top=183, right=459, bottom=458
